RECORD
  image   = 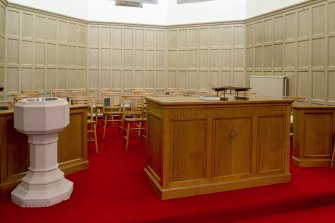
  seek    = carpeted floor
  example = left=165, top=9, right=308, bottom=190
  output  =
left=1, top=120, right=335, bottom=223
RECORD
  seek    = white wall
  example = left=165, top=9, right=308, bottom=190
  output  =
left=167, top=0, right=246, bottom=25
left=8, top=0, right=88, bottom=20
left=7, top=0, right=311, bottom=25
left=86, top=0, right=167, bottom=25
left=246, top=0, right=308, bottom=18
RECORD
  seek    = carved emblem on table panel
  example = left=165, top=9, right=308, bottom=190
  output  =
left=169, top=106, right=288, bottom=119
left=228, top=128, right=238, bottom=144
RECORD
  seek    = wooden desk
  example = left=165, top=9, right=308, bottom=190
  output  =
left=0, top=105, right=88, bottom=190
left=145, top=96, right=292, bottom=199
left=292, top=105, right=335, bottom=167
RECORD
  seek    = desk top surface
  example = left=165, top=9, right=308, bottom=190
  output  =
left=292, top=103, right=335, bottom=109
left=146, top=95, right=293, bottom=106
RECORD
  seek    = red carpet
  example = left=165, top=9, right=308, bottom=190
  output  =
left=1, top=120, right=335, bottom=223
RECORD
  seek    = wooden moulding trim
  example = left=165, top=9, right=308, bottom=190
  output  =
left=245, top=0, right=327, bottom=23
left=292, top=156, right=331, bottom=168
left=159, top=174, right=291, bottom=200
left=0, top=0, right=7, bottom=6
left=0, top=160, right=89, bottom=190
left=144, top=167, right=164, bottom=199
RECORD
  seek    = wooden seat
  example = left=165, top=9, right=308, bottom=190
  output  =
left=71, top=96, right=99, bottom=154
left=121, top=95, right=146, bottom=151
left=0, top=101, right=13, bottom=110
left=102, top=92, right=123, bottom=139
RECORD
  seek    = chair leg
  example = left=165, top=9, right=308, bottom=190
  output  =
left=103, top=115, right=107, bottom=139
left=125, top=122, right=130, bottom=151
left=331, top=139, right=335, bottom=168
left=94, top=123, right=99, bottom=154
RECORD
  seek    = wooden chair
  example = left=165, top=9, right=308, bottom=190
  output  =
left=0, top=101, right=13, bottom=110
left=282, top=96, right=308, bottom=136
left=50, top=89, right=70, bottom=99
left=71, top=96, right=99, bottom=154
left=197, top=90, right=217, bottom=96
left=102, top=92, right=123, bottom=139
left=69, top=88, right=87, bottom=97
left=282, top=96, right=308, bottom=106
left=121, top=95, right=146, bottom=151
left=21, top=90, right=39, bottom=96
left=13, top=94, right=36, bottom=103
left=164, top=88, right=188, bottom=96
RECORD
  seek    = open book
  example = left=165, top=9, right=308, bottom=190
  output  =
left=199, top=96, right=221, bottom=101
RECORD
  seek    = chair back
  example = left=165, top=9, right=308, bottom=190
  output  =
left=13, top=94, right=36, bottom=103
left=69, top=88, right=87, bottom=96
left=102, top=92, right=122, bottom=112
left=51, top=89, right=69, bottom=98
left=282, top=96, right=308, bottom=106
left=70, top=96, right=95, bottom=120
left=21, top=90, right=39, bottom=97
left=121, top=95, right=145, bottom=117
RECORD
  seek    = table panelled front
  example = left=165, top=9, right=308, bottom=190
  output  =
left=145, top=97, right=292, bottom=199
left=0, top=105, right=88, bottom=190
left=293, top=106, right=335, bottom=167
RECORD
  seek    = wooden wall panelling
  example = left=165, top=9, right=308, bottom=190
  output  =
left=246, top=0, right=333, bottom=105
left=3, top=0, right=332, bottom=102
left=187, top=28, right=198, bottom=91
left=246, top=24, right=254, bottom=84
left=176, top=29, right=187, bottom=89
left=3, top=5, right=87, bottom=99
left=134, top=28, right=144, bottom=88
left=311, top=3, right=327, bottom=104
left=123, top=28, right=133, bottom=91
left=167, top=29, right=177, bottom=89
left=220, top=25, right=234, bottom=86
left=167, top=23, right=245, bottom=93
left=209, top=26, right=220, bottom=88
left=145, top=29, right=156, bottom=90
left=330, top=0, right=335, bottom=105
left=88, top=25, right=100, bottom=89
left=155, top=29, right=166, bottom=93
left=199, top=27, right=209, bottom=91
left=88, top=24, right=165, bottom=93
left=0, top=1, right=5, bottom=99
left=233, top=25, right=245, bottom=87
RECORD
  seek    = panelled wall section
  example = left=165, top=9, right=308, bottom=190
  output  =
left=246, top=0, right=335, bottom=105
left=0, top=0, right=5, bottom=99
left=167, top=23, right=245, bottom=92
left=88, top=24, right=166, bottom=94
left=3, top=3, right=87, bottom=100
left=1, top=0, right=334, bottom=104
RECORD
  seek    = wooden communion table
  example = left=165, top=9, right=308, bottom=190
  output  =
left=145, top=96, right=292, bottom=199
